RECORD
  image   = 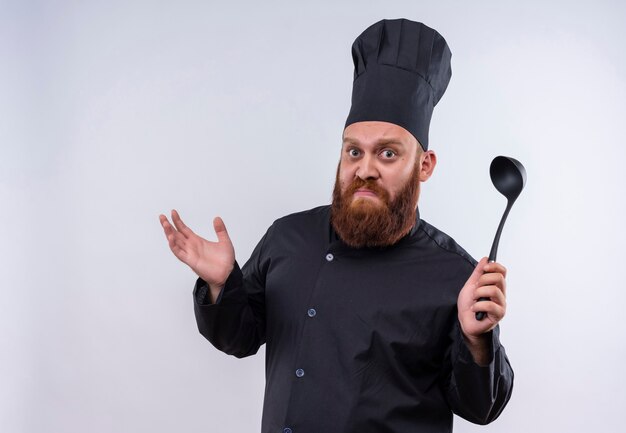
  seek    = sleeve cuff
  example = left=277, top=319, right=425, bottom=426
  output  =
left=453, top=321, right=502, bottom=367
left=192, top=261, right=243, bottom=306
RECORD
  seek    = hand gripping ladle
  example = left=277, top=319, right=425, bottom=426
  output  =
left=475, top=156, right=527, bottom=321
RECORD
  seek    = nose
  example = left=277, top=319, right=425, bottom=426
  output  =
left=356, top=154, right=379, bottom=180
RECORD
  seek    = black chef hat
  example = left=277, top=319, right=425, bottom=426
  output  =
left=344, top=19, right=452, bottom=151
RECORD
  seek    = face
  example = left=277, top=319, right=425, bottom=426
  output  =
left=330, top=121, right=437, bottom=248
left=339, top=121, right=422, bottom=204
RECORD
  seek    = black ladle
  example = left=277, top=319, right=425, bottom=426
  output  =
left=475, top=156, right=527, bottom=321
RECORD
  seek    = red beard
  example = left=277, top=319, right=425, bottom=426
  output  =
left=330, top=162, right=420, bottom=248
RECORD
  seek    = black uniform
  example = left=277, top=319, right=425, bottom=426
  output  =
left=193, top=206, right=514, bottom=433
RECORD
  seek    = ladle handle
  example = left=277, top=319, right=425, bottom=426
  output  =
left=475, top=200, right=513, bottom=321
left=488, top=199, right=513, bottom=262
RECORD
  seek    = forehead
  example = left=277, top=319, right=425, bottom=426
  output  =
left=342, top=121, right=417, bottom=147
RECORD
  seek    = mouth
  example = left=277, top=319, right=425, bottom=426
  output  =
left=353, top=188, right=378, bottom=198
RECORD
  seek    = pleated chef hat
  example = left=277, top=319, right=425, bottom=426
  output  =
left=344, top=19, right=452, bottom=151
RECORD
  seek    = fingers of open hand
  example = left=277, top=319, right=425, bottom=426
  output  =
left=160, top=215, right=180, bottom=243
left=171, top=209, right=195, bottom=238
left=159, top=215, right=189, bottom=258
left=213, top=216, right=232, bottom=244
left=167, top=230, right=189, bottom=257
left=159, top=215, right=173, bottom=235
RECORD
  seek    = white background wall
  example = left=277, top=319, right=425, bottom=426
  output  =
left=1, top=1, right=625, bottom=432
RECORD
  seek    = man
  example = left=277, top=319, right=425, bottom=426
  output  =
left=160, top=19, right=513, bottom=433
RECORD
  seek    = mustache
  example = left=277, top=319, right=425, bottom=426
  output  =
left=344, top=178, right=389, bottom=201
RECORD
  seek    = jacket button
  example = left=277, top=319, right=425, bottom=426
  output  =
left=325, top=253, right=334, bottom=261
left=307, top=308, right=317, bottom=317
left=295, top=368, right=305, bottom=378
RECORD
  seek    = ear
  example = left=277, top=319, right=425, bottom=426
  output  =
left=418, top=150, right=437, bottom=182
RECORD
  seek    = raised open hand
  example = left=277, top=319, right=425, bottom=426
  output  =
left=159, top=209, right=235, bottom=298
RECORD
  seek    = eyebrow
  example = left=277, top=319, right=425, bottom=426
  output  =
left=342, top=137, right=405, bottom=147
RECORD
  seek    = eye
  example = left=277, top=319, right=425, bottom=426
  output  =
left=380, top=149, right=396, bottom=159
left=348, top=148, right=361, bottom=157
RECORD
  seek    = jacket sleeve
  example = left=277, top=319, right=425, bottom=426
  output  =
left=192, top=230, right=270, bottom=359
left=442, top=321, right=514, bottom=425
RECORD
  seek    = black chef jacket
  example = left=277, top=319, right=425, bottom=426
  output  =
left=193, top=206, right=514, bottom=433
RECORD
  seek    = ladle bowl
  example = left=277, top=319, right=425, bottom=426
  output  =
left=490, top=156, right=527, bottom=206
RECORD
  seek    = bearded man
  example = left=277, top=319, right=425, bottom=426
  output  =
left=160, top=19, right=514, bottom=433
